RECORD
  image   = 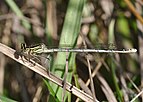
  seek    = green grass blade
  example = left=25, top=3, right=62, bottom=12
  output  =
left=110, top=57, right=123, bottom=102
left=108, top=19, right=115, bottom=43
left=50, top=0, right=86, bottom=101
left=43, top=79, right=60, bottom=102
left=0, top=95, right=17, bottom=102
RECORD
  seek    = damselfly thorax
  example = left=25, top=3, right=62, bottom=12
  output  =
left=19, top=43, right=51, bottom=67
left=21, top=43, right=46, bottom=55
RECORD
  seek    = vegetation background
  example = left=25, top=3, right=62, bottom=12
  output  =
left=0, top=0, right=142, bottom=102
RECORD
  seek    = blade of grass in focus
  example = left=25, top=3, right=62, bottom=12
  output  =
left=50, top=0, right=86, bottom=101
left=5, top=0, right=31, bottom=30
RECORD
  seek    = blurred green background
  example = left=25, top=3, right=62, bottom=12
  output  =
left=0, top=0, right=142, bottom=102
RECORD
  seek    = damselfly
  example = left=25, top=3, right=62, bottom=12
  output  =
left=23, top=43, right=137, bottom=54
left=18, top=43, right=137, bottom=65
